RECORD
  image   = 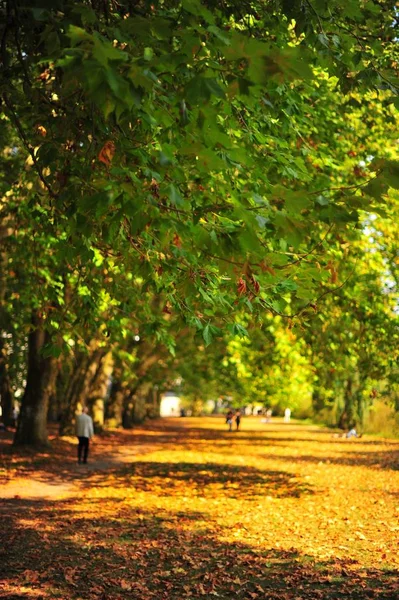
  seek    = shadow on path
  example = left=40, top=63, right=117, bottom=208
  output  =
left=257, top=450, right=399, bottom=471
left=1, top=497, right=397, bottom=600
left=2, top=419, right=398, bottom=500
left=91, top=460, right=315, bottom=499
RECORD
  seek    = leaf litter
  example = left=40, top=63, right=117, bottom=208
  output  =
left=0, top=417, right=399, bottom=599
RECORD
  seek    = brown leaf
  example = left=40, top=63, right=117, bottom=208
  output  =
left=237, top=277, right=247, bottom=296
left=64, top=567, right=78, bottom=586
left=173, top=233, right=182, bottom=248
left=120, top=579, right=132, bottom=590
left=98, top=141, right=116, bottom=166
left=37, top=125, right=47, bottom=137
left=150, top=178, right=160, bottom=197
left=250, top=275, right=260, bottom=294
left=327, top=261, right=338, bottom=284
left=22, top=570, right=40, bottom=583
left=259, top=260, right=276, bottom=276
left=39, top=69, right=51, bottom=81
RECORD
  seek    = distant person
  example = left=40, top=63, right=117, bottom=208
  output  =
left=346, top=427, right=362, bottom=439
left=75, top=407, right=94, bottom=464
left=284, top=408, right=291, bottom=423
left=235, top=410, right=241, bottom=431
left=226, top=410, right=234, bottom=432
left=265, top=408, right=272, bottom=423
left=332, top=426, right=362, bottom=439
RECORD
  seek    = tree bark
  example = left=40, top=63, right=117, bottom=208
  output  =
left=105, top=378, right=127, bottom=428
left=14, top=314, right=58, bottom=446
left=338, top=376, right=356, bottom=430
left=122, top=389, right=135, bottom=429
left=0, top=245, right=14, bottom=427
left=59, top=344, right=106, bottom=435
left=87, top=351, right=113, bottom=431
left=131, top=382, right=152, bottom=424
left=0, top=336, right=14, bottom=427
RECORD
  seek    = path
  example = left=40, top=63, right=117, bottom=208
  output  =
left=1, top=417, right=399, bottom=599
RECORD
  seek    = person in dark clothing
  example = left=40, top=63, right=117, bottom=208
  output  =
left=75, top=407, right=94, bottom=464
left=235, top=410, right=241, bottom=431
left=78, top=436, right=90, bottom=463
left=226, top=410, right=234, bottom=432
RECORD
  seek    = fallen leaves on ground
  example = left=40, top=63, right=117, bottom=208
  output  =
left=1, top=417, right=399, bottom=599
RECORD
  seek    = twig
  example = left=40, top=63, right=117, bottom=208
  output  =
left=307, top=172, right=382, bottom=197
left=2, top=94, right=57, bottom=199
left=260, top=261, right=357, bottom=319
left=12, top=0, right=32, bottom=87
left=305, top=0, right=326, bottom=35
left=282, top=224, right=334, bottom=267
left=205, top=222, right=333, bottom=272
left=0, top=0, right=11, bottom=69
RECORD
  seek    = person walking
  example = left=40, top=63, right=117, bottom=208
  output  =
left=75, top=407, right=94, bottom=464
left=284, top=407, right=291, bottom=423
left=226, top=410, right=234, bottom=432
left=235, top=410, right=241, bottom=431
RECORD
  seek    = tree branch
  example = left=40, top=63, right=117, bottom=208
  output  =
left=260, top=262, right=357, bottom=319
left=2, top=94, right=57, bottom=199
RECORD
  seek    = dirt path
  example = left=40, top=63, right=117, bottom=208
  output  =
left=0, top=427, right=161, bottom=499
left=1, top=417, right=399, bottom=599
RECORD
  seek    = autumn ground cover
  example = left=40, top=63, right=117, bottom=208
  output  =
left=1, top=417, right=399, bottom=600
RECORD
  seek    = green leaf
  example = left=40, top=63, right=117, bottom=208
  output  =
left=144, top=47, right=154, bottom=61
left=68, top=25, right=92, bottom=45
left=384, top=160, right=399, bottom=189
left=186, top=76, right=225, bottom=104
left=255, top=215, right=269, bottom=229
left=207, top=25, right=231, bottom=45
left=229, top=323, right=249, bottom=338
left=167, top=184, right=185, bottom=207
left=203, top=323, right=213, bottom=346
left=42, top=344, right=62, bottom=359
left=318, top=33, right=329, bottom=48
left=182, top=0, right=215, bottom=24
left=364, top=177, right=389, bottom=199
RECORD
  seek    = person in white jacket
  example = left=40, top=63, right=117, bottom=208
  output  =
left=75, top=407, right=94, bottom=464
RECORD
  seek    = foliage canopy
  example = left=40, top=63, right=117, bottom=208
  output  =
left=1, top=0, right=399, bottom=443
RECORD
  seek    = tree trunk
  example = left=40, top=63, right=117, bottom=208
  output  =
left=131, top=389, right=149, bottom=424
left=105, top=379, right=127, bottom=428
left=151, top=385, right=161, bottom=419
left=14, top=315, right=58, bottom=446
left=311, top=387, right=324, bottom=413
left=48, top=359, right=69, bottom=423
left=131, top=382, right=155, bottom=424
left=0, top=245, right=14, bottom=427
left=59, top=344, right=106, bottom=435
left=0, top=336, right=14, bottom=427
left=122, top=389, right=135, bottom=429
left=87, top=351, right=113, bottom=432
left=338, top=376, right=356, bottom=430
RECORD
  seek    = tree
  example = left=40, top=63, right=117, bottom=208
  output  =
left=2, top=0, right=399, bottom=444
left=306, top=199, right=399, bottom=428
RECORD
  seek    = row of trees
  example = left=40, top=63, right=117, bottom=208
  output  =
left=0, top=0, right=398, bottom=445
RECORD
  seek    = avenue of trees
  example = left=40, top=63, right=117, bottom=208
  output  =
left=0, top=0, right=399, bottom=445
